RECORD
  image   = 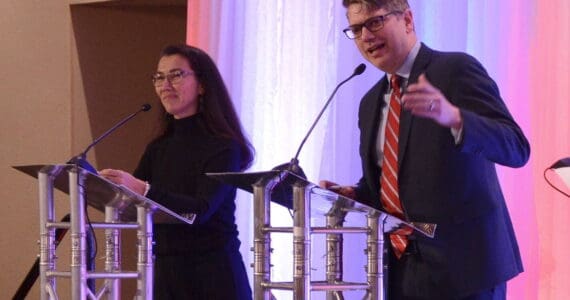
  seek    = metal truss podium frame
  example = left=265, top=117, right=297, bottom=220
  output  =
left=208, top=170, right=436, bottom=300
left=14, top=164, right=194, bottom=300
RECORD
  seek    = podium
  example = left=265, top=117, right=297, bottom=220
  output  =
left=208, top=170, right=436, bottom=300
left=14, top=164, right=194, bottom=300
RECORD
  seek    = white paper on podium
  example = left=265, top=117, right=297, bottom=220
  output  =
left=553, top=167, right=570, bottom=188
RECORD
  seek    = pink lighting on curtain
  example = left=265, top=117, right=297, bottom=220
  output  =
left=186, top=1, right=570, bottom=299
left=530, top=1, right=570, bottom=299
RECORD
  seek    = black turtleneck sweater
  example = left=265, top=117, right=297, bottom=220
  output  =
left=134, top=113, right=242, bottom=256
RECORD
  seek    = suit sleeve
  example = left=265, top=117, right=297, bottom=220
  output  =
left=443, top=54, right=530, bottom=168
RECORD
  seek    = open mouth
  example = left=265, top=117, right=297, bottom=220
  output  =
left=367, top=43, right=385, bottom=55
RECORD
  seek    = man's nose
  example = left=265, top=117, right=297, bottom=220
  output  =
left=360, top=26, right=375, bottom=41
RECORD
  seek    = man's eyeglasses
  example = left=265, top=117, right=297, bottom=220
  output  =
left=343, top=11, right=402, bottom=39
left=151, top=69, right=194, bottom=87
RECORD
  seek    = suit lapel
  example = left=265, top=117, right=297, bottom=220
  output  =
left=398, top=44, right=433, bottom=167
left=362, top=77, right=388, bottom=184
left=363, top=75, right=388, bottom=165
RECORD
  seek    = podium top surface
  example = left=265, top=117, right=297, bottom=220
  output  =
left=14, top=164, right=194, bottom=224
left=207, top=170, right=436, bottom=238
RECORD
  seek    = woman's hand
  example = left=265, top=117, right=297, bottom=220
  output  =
left=99, top=169, right=147, bottom=195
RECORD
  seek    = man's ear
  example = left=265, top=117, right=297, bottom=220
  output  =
left=404, top=9, right=415, bottom=32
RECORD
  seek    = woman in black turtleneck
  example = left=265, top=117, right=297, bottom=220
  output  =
left=100, top=44, right=254, bottom=300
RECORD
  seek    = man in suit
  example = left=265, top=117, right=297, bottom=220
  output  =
left=321, top=0, right=530, bottom=299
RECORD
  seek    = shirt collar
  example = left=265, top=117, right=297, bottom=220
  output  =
left=388, top=40, right=421, bottom=82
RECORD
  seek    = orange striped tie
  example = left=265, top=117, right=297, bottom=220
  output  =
left=380, top=75, right=412, bottom=259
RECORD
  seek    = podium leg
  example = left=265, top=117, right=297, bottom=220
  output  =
left=253, top=184, right=272, bottom=300
left=136, top=206, right=154, bottom=300
left=292, top=184, right=311, bottom=300
left=69, top=168, right=87, bottom=300
left=105, top=206, right=121, bottom=299
left=364, top=212, right=384, bottom=300
left=38, top=171, right=56, bottom=300
left=326, top=214, right=344, bottom=300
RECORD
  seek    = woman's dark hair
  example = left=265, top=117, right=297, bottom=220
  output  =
left=155, top=44, right=254, bottom=170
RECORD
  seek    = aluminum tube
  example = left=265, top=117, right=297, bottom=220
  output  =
left=87, top=272, right=139, bottom=279
left=312, top=282, right=369, bottom=291
left=136, top=206, right=154, bottom=300
left=252, top=181, right=274, bottom=300
left=81, top=222, right=139, bottom=229
left=261, top=226, right=293, bottom=233
left=46, top=271, right=71, bottom=278
left=312, top=227, right=368, bottom=234
left=46, top=222, right=71, bottom=229
left=325, top=215, right=344, bottom=300
left=265, top=227, right=368, bottom=234
left=105, top=206, right=121, bottom=300
left=292, top=184, right=311, bottom=300
left=262, top=281, right=369, bottom=291
left=365, top=212, right=384, bottom=300
left=69, top=168, right=87, bottom=300
left=38, top=171, right=55, bottom=300
left=378, top=216, right=386, bottom=300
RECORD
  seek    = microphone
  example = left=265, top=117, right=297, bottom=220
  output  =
left=269, top=64, right=366, bottom=209
left=287, top=63, right=366, bottom=172
left=67, top=103, right=152, bottom=173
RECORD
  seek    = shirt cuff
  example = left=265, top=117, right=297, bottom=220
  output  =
left=451, top=125, right=464, bottom=145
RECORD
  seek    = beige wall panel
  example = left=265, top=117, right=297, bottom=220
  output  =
left=1, top=1, right=72, bottom=299
left=70, top=4, right=186, bottom=170
left=2, top=0, right=185, bottom=298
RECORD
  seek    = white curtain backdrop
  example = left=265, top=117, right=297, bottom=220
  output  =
left=186, top=0, right=570, bottom=298
left=190, top=1, right=375, bottom=298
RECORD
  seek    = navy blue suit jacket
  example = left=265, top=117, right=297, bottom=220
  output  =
left=354, top=44, right=530, bottom=298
